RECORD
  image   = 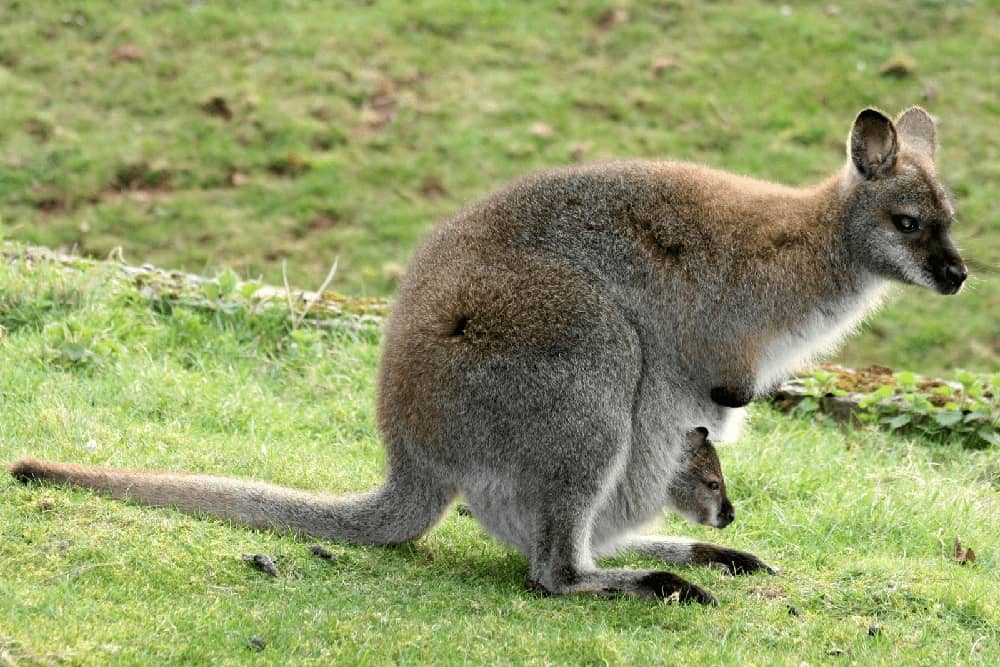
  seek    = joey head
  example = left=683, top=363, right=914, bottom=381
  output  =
left=668, top=427, right=735, bottom=529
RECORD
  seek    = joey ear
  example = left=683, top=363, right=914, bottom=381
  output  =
left=686, top=426, right=709, bottom=447
left=848, top=108, right=898, bottom=179
left=895, top=106, right=936, bottom=158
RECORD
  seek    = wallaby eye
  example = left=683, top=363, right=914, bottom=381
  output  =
left=892, top=214, right=920, bottom=233
left=706, top=481, right=720, bottom=491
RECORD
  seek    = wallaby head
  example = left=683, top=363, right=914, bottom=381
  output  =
left=666, top=427, right=734, bottom=529
left=841, top=106, right=967, bottom=295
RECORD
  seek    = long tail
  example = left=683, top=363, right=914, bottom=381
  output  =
left=9, top=458, right=455, bottom=544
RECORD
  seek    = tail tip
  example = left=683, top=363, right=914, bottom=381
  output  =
left=9, top=458, right=47, bottom=483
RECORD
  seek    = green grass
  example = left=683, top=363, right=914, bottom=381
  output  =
left=2, top=247, right=998, bottom=665
left=0, top=0, right=996, bottom=374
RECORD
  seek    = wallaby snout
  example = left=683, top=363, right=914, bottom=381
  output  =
left=934, top=256, right=968, bottom=295
left=715, top=498, right=735, bottom=529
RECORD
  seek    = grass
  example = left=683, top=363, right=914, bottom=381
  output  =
left=0, top=0, right=997, bottom=374
left=1, top=248, right=998, bottom=665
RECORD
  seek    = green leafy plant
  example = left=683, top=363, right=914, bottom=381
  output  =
left=781, top=366, right=1000, bottom=448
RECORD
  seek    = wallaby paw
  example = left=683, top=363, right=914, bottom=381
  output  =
left=523, top=575, right=552, bottom=597
left=636, top=571, right=717, bottom=606
left=710, top=386, right=752, bottom=408
left=696, top=545, right=777, bottom=576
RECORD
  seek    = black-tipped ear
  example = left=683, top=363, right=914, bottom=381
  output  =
left=895, top=106, right=936, bottom=158
left=849, top=108, right=898, bottom=179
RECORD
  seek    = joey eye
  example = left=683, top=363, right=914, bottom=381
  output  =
left=892, top=215, right=920, bottom=233
left=706, top=481, right=720, bottom=491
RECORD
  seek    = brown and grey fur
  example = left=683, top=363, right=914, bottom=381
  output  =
left=10, top=107, right=965, bottom=605
left=462, top=426, right=733, bottom=529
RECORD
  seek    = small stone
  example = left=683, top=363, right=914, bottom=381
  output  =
left=201, top=96, right=233, bottom=121
left=242, top=553, right=278, bottom=577
left=308, top=545, right=337, bottom=561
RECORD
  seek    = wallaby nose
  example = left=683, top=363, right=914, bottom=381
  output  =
left=716, top=502, right=735, bottom=529
left=945, top=263, right=967, bottom=286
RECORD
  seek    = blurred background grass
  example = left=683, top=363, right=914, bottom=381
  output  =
left=0, top=0, right=996, bottom=373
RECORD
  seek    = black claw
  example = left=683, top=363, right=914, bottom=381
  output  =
left=524, top=576, right=552, bottom=597
left=721, top=550, right=777, bottom=576
left=638, top=571, right=717, bottom=605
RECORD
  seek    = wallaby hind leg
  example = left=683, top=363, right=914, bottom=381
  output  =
left=526, top=507, right=717, bottom=605
left=595, top=535, right=776, bottom=576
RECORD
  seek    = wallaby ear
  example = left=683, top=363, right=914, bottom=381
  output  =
left=848, top=108, right=898, bottom=179
left=895, top=106, right=936, bottom=158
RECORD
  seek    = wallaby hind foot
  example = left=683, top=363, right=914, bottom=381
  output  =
left=525, top=567, right=717, bottom=606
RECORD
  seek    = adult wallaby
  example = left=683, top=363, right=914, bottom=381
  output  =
left=11, top=106, right=965, bottom=605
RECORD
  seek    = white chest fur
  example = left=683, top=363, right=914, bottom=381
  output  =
left=753, top=280, right=889, bottom=394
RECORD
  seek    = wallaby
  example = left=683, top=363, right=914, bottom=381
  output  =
left=665, top=427, right=735, bottom=530
left=11, top=106, right=965, bottom=605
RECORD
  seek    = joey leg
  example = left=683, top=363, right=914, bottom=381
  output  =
left=598, top=536, right=777, bottom=576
